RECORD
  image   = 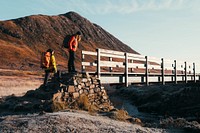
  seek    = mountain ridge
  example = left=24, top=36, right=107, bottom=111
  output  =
left=0, top=11, right=139, bottom=71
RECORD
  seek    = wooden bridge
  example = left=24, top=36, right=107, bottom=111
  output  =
left=81, top=48, right=200, bottom=87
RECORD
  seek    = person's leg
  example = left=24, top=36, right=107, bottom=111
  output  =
left=44, top=70, right=50, bottom=86
left=68, top=51, right=73, bottom=72
left=71, top=51, right=76, bottom=72
left=68, top=61, right=71, bottom=73
left=54, top=70, right=61, bottom=82
left=69, top=51, right=76, bottom=72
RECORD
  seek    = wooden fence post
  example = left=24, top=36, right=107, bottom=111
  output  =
left=161, top=58, right=165, bottom=85
left=185, top=61, right=187, bottom=83
left=97, top=49, right=101, bottom=79
left=81, top=51, right=85, bottom=73
left=130, top=59, right=134, bottom=72
left=193, top=63, right=196, bottom=83
left=145, top=56, right=149, bottom=86
left=109, top=57, right=113, bottom=72
left=174, top=60, right=177, bottom=84
left=125, top=53, right=128, bottom=87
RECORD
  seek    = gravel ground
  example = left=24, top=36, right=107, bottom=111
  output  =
left=0, top=110, right=166, bottom=133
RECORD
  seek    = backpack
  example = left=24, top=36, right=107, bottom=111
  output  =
left=63, top=35, right=72, bottom=48
left=40, top=52, right=51, bottom=68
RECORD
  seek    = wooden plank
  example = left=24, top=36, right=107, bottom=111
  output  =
left=176, top=65, right=184, bottom=71
left=128, top=57, right=146, bottom=62
left=98, top=50, right=147, bottom=62
left=83, top=61, right=161, bottom=70
left=176, top=74, right=185, bottom=76
left=149, top=65, right=161, bottom=70
left=128, top=53, right=145, bottom=59
left=148, top=56, right=161, bottom=63
left=100, top=53, right=146, bottom=62
left=128, top=63, right=145, bottom=69
left=176, top=60, right=186, bottom=65
left=164, top=66, right=174, bottom=70
left=100, top=49, right=125, bottom=56
left=164, top=59, right=174, bottom=63
left=187, top=73, right=195, bottom=76
left=100, top=72, right=146, bottom=76
left=100, top=61, right=124, bottom=67
left=82, top=50, right=97, bottom=56
left=148, top=73, right=162, bottom=76
left=100, top=53, right=125, bottom=59
left=82, top=62, right=97, bottom=66
left=100, top=72, right=125, bottom=75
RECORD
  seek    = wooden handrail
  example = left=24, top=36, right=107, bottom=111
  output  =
left=81, top=48, right=199, bottom=86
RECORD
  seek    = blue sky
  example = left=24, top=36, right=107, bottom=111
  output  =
left=0, top=0, right=200, bottom=71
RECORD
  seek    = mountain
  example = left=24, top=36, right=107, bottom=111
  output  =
left=0, top=11, right=139, bottom=71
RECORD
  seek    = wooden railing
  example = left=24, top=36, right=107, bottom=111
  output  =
left=81, top=48, right=200, bottom=87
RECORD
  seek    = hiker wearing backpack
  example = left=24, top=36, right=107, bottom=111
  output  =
left=41, top=49, right=57, bottom=87
left=67, top=31, right=81, bottom=73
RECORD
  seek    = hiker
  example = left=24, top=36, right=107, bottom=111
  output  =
left=42, top=49, right=57, bottom=87
left=67, top=31, right=82, bottom=73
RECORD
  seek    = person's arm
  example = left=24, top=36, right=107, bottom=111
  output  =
left=51, top=55, right=57, bottom=73
left=69, top=36, right=75, bottom=50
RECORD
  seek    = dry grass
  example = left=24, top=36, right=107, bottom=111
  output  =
left=0, top=69, right=43, bottom=77
left=78, top=94, right=98, bottom=110
left=107, top=109, right=143, bottom=125
left=52, top=101, right=67, bottom=112
left=111, top=109, right=132, bottom=121
left=78, top=94, right=90, bottom=110
left=0, top=75, right=42, bottom=97
left=0, top=69, right=44, bottom=97
left=52, top=94, right=99, bottom=114
left=77, top=94, right=99, bottom=114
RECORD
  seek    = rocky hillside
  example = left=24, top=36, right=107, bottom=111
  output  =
left=0, top=11, right=139, bottom=71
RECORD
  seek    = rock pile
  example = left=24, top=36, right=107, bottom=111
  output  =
left=52, top=72, right=114, bottom=112
left=0, top=72, right=114, bottom=115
